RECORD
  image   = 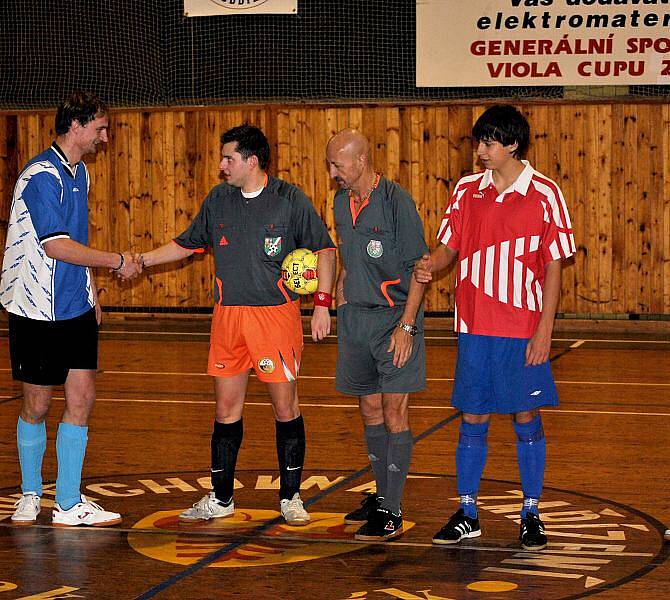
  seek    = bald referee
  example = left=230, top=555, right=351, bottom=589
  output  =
left=327, top=129, right=427, bottom=541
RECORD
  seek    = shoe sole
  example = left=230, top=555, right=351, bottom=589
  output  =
left=52, top=516, right=122, bottom=528
left=354, top=526, right=404, bottom=541
left=343, top=517, right=368, bottom=525
left=178, top=512, right=234, bottom=523
left=432, top=529, right=482, bottom=545
left=283, top=518, right=310, bottom=527
left=11, top=519, right=37, bottom=526
left=521, top=541, right=547, bottom=551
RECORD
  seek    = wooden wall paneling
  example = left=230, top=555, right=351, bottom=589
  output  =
left=636, top=104, right=654, bottom=314
left=87, top=139, right=112, bottom=306
left=569, top=105, right=587, bottom=313
left=312, top=109, right=333, bottom=235
left=609, top=103, right=626, bottom=314
left=557, top=105, right=577, bottom=313
left=583, top=105, right=601, bottom=314
left=146, top=111, right=165, bottom=304
left=623, top=105, right=639, bottom=313
left=385, top=107, right=401, bottom=185
left=663, top=104, right=670, bottom=313
left=648, top=105, right=666, bottom=313
left=0, top=116, right=17, bottom=252
left=126, top=112, right=143, bottom=305
left=276, top=108, right=290, bottom=183
left=595, top=104, right=613, bottom=314
left=110, top=113, right=131, bottom=307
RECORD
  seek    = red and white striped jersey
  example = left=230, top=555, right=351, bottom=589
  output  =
left=437, top=162, right=575, bottom=338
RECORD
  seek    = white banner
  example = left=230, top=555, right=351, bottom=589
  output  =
left=185, top=0, right=297, bottom=17
left=417, top=0, right=670, bottom=87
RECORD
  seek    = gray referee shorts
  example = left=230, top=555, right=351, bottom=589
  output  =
left=335, top=303, right=426, bottom=396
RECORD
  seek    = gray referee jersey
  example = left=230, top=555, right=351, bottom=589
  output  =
left=334, top=176, right=427, bottom=309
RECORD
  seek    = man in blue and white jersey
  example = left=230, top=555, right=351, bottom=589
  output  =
left=0, top=91, right=139, bottom=527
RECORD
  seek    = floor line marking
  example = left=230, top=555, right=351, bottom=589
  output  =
left=0, top=396, right=668, bottom=417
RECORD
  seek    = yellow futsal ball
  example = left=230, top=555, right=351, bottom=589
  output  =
left=281, top=248, right=318, bottom=295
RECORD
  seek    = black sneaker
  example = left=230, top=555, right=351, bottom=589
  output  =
left=520, top=512, right=547, bottom=550
left=432, top=508, right=481, bottom=545
left=344, top=493, right=380, bottom=524
left=354, top=507, right=403, bottom=541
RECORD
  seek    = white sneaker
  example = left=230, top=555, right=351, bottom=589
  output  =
left=665, top=529, right=669, bottom=541
left=11, top=493, right=41, bottom=526
left=179, top=492, right=235, bottom=522
left=280, top=493, right=310, bottom=526
left=52, top=495, right=121, bottom=527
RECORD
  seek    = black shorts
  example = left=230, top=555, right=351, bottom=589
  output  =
left=8, top=308, right=98, bottom=386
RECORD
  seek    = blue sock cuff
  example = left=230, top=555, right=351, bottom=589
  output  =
left=18, top=417, right=46, bottom=443
left=514, top=416, right=544, bottom=444
left=459, top=421, right=489, bottom=447
left=57, top=422, right=88, bottom=441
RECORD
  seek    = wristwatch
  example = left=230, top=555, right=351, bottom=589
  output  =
left=396, top=321, right=418, bottom=336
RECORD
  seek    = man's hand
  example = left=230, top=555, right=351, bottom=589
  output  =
left=310, top=305, right=331, bottom=342
left=526, top=324, right=552, bottom=366
left=113, top=252, right=143, bottom=280
left=413, top=253, right=433, bottom=284
left=387, top=326, right=413, bottom=369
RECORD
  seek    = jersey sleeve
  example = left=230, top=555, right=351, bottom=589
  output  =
left=22, top=171, right=69, bottom=242
left=173, top=194, right=212, bottom=252
left=539, top=182, right=576, bottom=264
left=290, top=189, right=335, bottom=252
left=436, top=180, right=465, bottom=251
left=393, top=188, right=428, bottom=268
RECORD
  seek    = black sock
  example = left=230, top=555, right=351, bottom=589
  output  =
left=211, top=419, right=243, bottom=504
left=276, top=416, right=305, bottom=501
left=380, top=429, right=413, bottom=515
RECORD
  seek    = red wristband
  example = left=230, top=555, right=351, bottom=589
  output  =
left=313, top=291, right=332, bottom=307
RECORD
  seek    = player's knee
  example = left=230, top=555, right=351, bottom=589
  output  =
left=513, top=414, right=545, bottom=443
left=462, top=412, right=490, bottom=425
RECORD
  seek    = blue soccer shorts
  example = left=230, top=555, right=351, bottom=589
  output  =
left=451, top=332, right=558, bottom=415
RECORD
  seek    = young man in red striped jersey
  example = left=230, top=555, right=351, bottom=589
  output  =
left=415, top=105, right=575, bottom=550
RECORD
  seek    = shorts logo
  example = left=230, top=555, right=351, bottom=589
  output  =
left=367, top=240, right=383, bottom=258
left=258, top=357, right=275, bottom=373
left=264, top=236, right=282, bottom=257
left=214, top=363, right=225, bottom=369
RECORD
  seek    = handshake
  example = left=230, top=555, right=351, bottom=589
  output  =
left=110, top=252, right=145, bottom=281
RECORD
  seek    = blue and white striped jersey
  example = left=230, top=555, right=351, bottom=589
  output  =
left=0, top=143, right=94, bottom=321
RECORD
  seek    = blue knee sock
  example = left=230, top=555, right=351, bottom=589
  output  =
left=456, top=421, right=489, bottom=518
left=17, top=417, right=46, bottom=496
left=55, top=422, right=88, bottom=510
left=514, top=415, right=546, bottom=518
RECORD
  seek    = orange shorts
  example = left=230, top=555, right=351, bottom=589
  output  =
left=208, top=300, right=303, bottom=382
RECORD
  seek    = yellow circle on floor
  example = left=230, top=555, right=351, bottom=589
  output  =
left=466, top=581, right=519, bottom=592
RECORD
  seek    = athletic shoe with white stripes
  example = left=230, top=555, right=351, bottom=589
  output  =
left=11, top=493, right=41, bottom=526
left=280, top=493, right=310, bottom=526
left=520, top=512, right=548, bottom=550
left=52, top=496, right=122, bottom=527
left=665, top=529, right=669, bottom=541
left=179, top=492, right=235, bottom=522
left=432, top=508, right=481, bottom=545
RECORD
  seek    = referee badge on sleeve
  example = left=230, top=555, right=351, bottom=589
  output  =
left=367, top=240, right=383, bottom=258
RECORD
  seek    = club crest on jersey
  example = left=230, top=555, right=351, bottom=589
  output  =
left=264, top=236, right=282, bottom=257
left=258, top=357, right=275, bottom=374
left=367, top=240, right=383, bottom=258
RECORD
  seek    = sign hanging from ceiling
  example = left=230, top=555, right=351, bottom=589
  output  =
left=416, top=0, right=670, bottom=87
left=185, top=0, right=297, bottom=17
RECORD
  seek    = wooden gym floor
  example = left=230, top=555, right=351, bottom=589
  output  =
left=0, top=317, right=668, bottom=599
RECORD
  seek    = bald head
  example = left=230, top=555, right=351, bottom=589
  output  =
left=326, top=128, right=374, bottom=192
left=327, top=128, right=370, bottom=161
